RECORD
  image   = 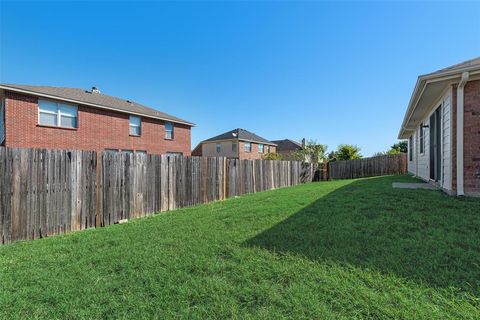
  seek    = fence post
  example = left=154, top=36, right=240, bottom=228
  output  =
left=95, top=152, right=103, bottom=227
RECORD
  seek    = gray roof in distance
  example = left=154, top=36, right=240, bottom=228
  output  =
left=424, top=57, right=480, bottom=76
left=0, top=84, right=194, bottom=126
left=204, top=128, right=276, bottom=145
left=271, top=139, right=303, bottom=152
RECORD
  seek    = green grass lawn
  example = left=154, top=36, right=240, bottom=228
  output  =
left=1, top=175, right=480, bottom=319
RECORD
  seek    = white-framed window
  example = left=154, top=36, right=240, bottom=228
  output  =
left=244, top=142, right=251, bottom=153
left=232, top=142, right=237, bottom=153
left=165, top=122, right=174, bottom=139
left=258, top=144, right=264, bottom=153
left=129, top=115, right=141, bottom=136
left=38, top=99, right=78, bottom=128
left=216, top=143, right=221, bottom=153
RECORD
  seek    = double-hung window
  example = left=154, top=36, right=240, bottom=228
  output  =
left=258, top=144, right=264, bottom=153
left=165, top=122, right=174, bottom=140
left=244, top=142, right=251, bottom=153
left=419, top=125, right=424, bottom=154
left=129, top=116, right=141, bottom=136
left=39, top=99, right=78, bottom=128
left=216, top=143, right=221, bottom=153
left=232, top=142, right=237, bottom=153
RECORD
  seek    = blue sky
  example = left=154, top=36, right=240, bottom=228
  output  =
left=1, top=1, right=479, bottom=156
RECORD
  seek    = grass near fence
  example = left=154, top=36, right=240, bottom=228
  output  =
left=1, top=175, right=479, bottom=319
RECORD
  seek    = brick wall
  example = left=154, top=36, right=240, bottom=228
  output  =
left=238, top=141, right=276, bottom=160
left=4, top=91, right=191, bottom=155
left=451, top=80, right=480, bottom=196
left=463, top=80, right=480, bottom=196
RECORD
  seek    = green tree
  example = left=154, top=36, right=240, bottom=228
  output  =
left=261, top=152, right=282, bottom=160
left=329, top=144, right=362, bottom=161
left=293, top=140, right=328, bottom=164
left=389, top=141, right=408, bottom=153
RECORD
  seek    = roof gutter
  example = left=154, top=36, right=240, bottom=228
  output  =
left=201, top=138, right=277, bottom=146
left=456, top=71, right=469, bottom=196
left=398, top=64, right=480, bottom=139
left=0, top=85, right=195, bottom=127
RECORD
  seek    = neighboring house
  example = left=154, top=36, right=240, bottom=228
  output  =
left=192, top=128, right=277, bottom=160
left=399, top=57, right=480, bottom=196
left=271, top=139, right=304, bottom=160
left=0, top=84, right=194, bottom=155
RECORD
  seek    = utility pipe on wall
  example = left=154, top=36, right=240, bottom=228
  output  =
left=456, top=72, right=469, bottom=196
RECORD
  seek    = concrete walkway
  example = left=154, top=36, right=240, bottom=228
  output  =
left=392, top=182, right=438, bottom=190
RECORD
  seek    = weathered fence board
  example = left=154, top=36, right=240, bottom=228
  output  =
left=0, top=147, right=320, bottom=244
left=0, top=147, right=409, bottom=245
left=328, top=153, right=407, bottom=180
left=0, top=148, right=97, bottom=244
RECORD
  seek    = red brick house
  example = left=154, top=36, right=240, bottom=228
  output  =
left=399, top=57, right=480, bottom=196
left=192, top=128, right=277, bottom=160
left=271, top=139, right=304, bottom=160
left=0, top=84, right=194, bottom=155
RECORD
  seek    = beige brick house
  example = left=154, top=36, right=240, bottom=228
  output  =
left=399, top=57, right=480, bottom=196
left=192, top=128, right=277, bottom=160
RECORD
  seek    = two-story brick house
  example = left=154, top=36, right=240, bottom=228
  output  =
left=192, top=128, right=277, bottom=160
left=0, top=84, right=194, bottom=155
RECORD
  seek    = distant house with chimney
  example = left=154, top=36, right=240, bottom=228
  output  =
left=192, top=128, right=277, bottom=160
left=0, top=84, right=194, bottom=155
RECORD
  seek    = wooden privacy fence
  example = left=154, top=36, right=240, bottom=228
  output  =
left=328, top=153, right=407, bottom=180
left=0, top=147, right=317, bottom=244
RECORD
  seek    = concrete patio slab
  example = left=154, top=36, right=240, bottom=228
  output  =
left=392, top=182, right=438, bottom=190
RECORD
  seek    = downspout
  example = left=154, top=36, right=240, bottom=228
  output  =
left=456, top=71, right=469, bottom=196
left=415, top=128, right=418, bottom=177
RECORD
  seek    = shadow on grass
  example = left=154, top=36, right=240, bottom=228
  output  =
left=245, top=176, right=480, bottom=295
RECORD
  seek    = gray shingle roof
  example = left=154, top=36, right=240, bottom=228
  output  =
left=204, top=128, right=276, bottom=145
left=0, top=84, right=194, bottom=126
left=271, top=139, right=303, bottom=152
left=423, top=57, right=480, bottom=77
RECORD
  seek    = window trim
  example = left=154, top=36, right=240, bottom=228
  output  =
left=165, top=121, right=174, bottom=140
left=129, top=115, right=141, bottom=137
left=244, top=142, right=251, bottom=153
left=38, top=99, right=78, bottom=129
left=258, top=143, right=264, bottom=154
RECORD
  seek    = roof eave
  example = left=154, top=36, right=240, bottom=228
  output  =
left=0, top=85, right=195, bottom=127
left=201, top=137, right=277, bottom=146
left=398, top=64, right=480, bottom=139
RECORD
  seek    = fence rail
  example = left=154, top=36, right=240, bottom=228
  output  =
left=328, top=153, right=407, bottom=180
left=0, top=147, right=317, bottom=244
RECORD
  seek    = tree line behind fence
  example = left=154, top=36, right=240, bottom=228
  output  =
left=0, top=147, right=318, bottom=244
